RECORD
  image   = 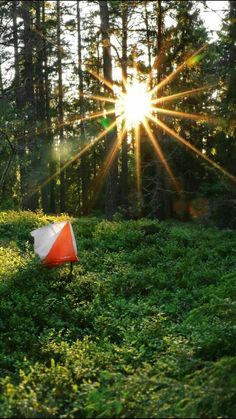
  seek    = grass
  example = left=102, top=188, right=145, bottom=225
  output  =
left=0, top=210, right=235, bottom=418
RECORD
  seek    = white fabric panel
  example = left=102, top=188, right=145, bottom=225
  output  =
left=69, top=222, right=77, bottom=254
left=31, top=221, right=67, bottom=260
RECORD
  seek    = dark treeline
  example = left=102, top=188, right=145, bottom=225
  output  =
left=0, top=0, right=235, bottom=226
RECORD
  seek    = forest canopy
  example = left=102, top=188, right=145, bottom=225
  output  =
left=0, top=0, right=235, bottom=225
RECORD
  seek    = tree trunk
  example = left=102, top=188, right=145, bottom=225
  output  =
left=12, top=0, right=25, bottom=205
left=36, top=1, right=49, bottom=213
left=227, top=0, right=236, bottom=106
left=155, top=0, right=165, bottom=219
left=226, top=0, right=236, bottom=175
left=99, top=0, right=118, bottom=220
left=152, top=0, right=172, bottom=219
left=144, top=1, right=152, bottom=75
left=77, top=1, right=89, bottom=215
left=22, top=0, right=38, bottom=210
left=12, top=1, right=20, bottom=106
left=121, top=1, right=129, bottom=216
left=42, top=1, right=56, bottom=213
left=57, top=1, right=66, bottom=213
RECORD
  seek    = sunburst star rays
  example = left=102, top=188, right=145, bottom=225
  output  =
left=147, top=112, right=236, bottom=183
left=25, top=44, right=235, bottom=210
left=142, top=117, right=180, bottom=191
left=24, top=117, right=119, bottom=203
left=150, top=45, right=207, bottom=96
left=134, top=124, right=141, bottom=206
left=89, top=119, right=127, bottom=210
left=79, top=92, right=116, bottom=104
left=151, top=106, right=220, bottom=125
left=151, top=84, right=217, bottom=106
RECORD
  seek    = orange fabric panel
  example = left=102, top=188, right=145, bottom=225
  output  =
left=44, top=222, right=78, bottom=267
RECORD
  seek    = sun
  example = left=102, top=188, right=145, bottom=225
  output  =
left=117, top=82, right=153, bottom=127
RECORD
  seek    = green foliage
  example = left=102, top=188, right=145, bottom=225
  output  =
left=0, top=211, right=235, bottom=417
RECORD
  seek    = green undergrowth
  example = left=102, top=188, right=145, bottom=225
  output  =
left=0, top=210, right=235, bottom=418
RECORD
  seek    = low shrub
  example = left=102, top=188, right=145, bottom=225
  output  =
left=0, top=211, right=235, bottom=417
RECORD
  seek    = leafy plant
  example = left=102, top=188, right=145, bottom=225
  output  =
left=0, top=211, right=235, bottom=417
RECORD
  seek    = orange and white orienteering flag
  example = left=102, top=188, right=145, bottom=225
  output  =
left=31, top=221, right=78, bottom=267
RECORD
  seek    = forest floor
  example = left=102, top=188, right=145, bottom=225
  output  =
left=0, top=211, right=235, bottom=418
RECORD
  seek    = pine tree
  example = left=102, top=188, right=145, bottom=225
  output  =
left=99, top=0, right=118, bottom=220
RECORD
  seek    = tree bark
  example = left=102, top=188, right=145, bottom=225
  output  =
left=22, top=0, right=38, bottom=210
left=226, top=0, right=236, bottom=174
left=152, top=0, right=172, bottom=220
left=121, top=1, right=129, bottom=216
left=42, top=1, right=56, bottom=213
left=12, top=1, right=20, bottom=106
left=77, top=1, right=89, bottom=215
left=36, top=0, right=49, bottom=213
left=12, top=0, right=25, bottom=206
left=99, top=0, right=118, bottom=220
left=56, top=1, right=66, bottom=213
